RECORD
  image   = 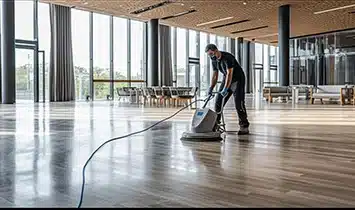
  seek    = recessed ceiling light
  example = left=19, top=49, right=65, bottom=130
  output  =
left=314, top=4, right=355, bottom=14
left=243, top=2, right=247, bottom=5
left=196, top=16, right=234, bottom=26
left=180, top=3, right=184, bottom=6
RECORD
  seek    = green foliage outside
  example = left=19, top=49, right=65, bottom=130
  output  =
left=16, top=64, right=143, bottom=101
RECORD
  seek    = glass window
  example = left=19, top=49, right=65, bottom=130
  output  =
left=345, top=54, right=355, bottom=84
left=15, top=0, right=34, bottom=40
left=189, top=30, right=198, bottom=58
left=199, top=32, right=208, bottom=97
left=289, top=39, right=294, bottom=57
left=16, top=48, right=34, bottom=101
left=299, top=38, right=307, bottom=56
left=217, top=36, right=226, bottom=51
left=209, top=34, right=216, bottom=45
left=270, top=46, right=277, bottom=65
left=38, top=2, right=50, bottom=101
left=291, top=57, right=300, bottom=85
left=209, top=34, right=216, bottom=78
left=71, top=9, right=90, bottom=101
left=263, top=44, right=269, bottom=86
left=255, top=43, right=263, bottom=64
left=209, top=34, right=223, bottom=88
left=300, top=58, right=307, bottom=84
left=113, top=17, right=128, bottom=90
left=93, top=13, right=110, bottom=100
left=270, top=46, right=277, bottom=85
left=188, top=30, right=198, bottom=88
left=308, top=37, right=316, bottom=55
left=170, top=27, right=176, bottom=85
left=130, top=20, right=144, bottom=84
left=276, top=47, right=279, bottom=83
left=176, top=28, right=187, bottom=87
left=324, top=34, right=335, bottom=54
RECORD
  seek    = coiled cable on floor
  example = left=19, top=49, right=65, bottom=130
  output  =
left=77, top=97, right=209, bottom=208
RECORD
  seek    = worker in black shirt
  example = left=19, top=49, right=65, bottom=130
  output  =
left=205, top=43, right=249, bottom=135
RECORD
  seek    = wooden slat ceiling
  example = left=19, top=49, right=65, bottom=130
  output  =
left=42, top=0, right=355, bottom=44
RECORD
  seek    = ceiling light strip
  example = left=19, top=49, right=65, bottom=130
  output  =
left=253, top=33, right=278, bottom=38
left=131, top=0, right=171, bottom=15
left=196, top=16, right=234, bottom=27
left=314, top=4, right=355, bottom=14
left=161, top=9, right=197, bottom=20
left=210, top=19, right=250, bottom=29
left=231, top=25, right=268, bottom=34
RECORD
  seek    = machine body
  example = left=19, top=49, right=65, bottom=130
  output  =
left=180, top=93, right=226, bottom=141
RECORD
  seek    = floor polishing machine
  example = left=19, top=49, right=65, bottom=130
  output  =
left=181, top=92, right=227, bottom=141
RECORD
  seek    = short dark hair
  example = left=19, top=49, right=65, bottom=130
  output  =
left=205, top=43, right=218, bottom=52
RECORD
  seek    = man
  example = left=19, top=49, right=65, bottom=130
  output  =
left=205, top=43, right=249, bottom=135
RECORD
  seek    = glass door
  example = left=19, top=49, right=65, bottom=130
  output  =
left=15, top=48, right=35, bottom=102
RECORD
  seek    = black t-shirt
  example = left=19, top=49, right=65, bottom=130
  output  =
left=211, top=51, right=244, bottom=82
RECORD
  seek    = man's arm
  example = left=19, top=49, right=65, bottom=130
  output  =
left=209, top=61, right=219, bottom=90
left=210, top=70, right=218, bottom=90
left=224, top=68, right=233, bottom=89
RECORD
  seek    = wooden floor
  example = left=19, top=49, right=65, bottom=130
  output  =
left=1, top=96, right=355, bottom=207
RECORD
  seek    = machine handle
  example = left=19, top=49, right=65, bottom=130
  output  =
left=201, top=92, right=227, bottom=109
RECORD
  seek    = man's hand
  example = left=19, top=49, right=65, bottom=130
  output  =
left=221, top=88, right=229, bottom=97
left=207, top=87, right=213, bottom=95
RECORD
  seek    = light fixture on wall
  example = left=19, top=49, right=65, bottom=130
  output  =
left=196, top=16, right=234, bottom=27
left=314, top=4, right=355, bottom=14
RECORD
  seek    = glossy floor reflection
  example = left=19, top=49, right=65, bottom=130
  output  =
left=1, top=96, right=355, bottom=207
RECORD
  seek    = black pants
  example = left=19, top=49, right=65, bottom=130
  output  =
left=214, top=77, right=249, bottom=128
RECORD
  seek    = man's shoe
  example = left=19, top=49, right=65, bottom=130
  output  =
left=238, top=126, right=249, bottom=135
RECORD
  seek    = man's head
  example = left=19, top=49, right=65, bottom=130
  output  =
left=205, top=43, right=220, bottom=59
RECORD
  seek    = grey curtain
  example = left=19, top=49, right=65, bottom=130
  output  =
left=159, top=24, right=173, bottom=86
left=49, top=4, right=75, bottom=101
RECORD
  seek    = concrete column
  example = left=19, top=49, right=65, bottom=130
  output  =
left=1, top=0, right=16, bottom=104
left=147, top=19, right=159, bottom=86
left=278, top=4, right=290, bottom=86
left=237, top=37, right=243, bottom=64
left=243, top=41, right=250, bottom=91
left=230, top=38, right=236, bottom=56
left=248, top=42, right=255, bottom=93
